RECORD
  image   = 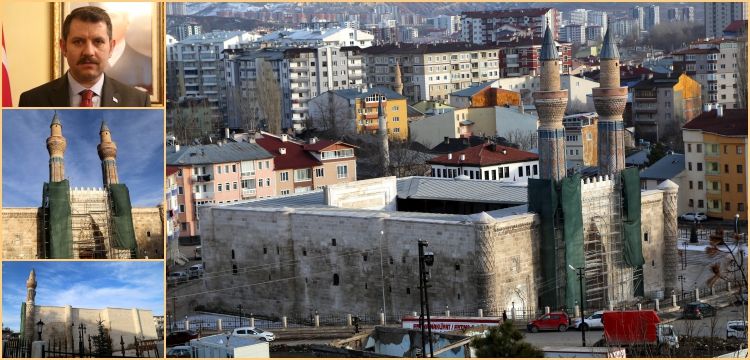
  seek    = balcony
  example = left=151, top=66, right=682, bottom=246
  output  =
left=241, top=171, right=255, bottom=179
left=292, top=106, right=309, bottom=113
left=241, top=188, right=256, bottom=198
left=194, top=192, right=214, bottom=200
left=191, top=174, right=212, bottom=183
left=290, top=76, right=310, bottom=83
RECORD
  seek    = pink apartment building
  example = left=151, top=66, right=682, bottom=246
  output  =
left=166, top=142, right=276, bottom=240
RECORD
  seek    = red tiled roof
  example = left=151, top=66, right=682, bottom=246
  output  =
left=302, top=139, right=358, bottom=152
left=683, top=109, right=748, bottom=137
left=254, top=134, right=321, bottom=170
left=724, top=20, right=747, bottom=33
left=166, top=166, right=180, bottom=177
left=427, top=143, right=538, bottom=166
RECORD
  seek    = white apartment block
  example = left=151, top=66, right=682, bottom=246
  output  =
left=461, top=8, right=559, bottom=45
left=705, top=2, right=747, bottom=38
left=258, top=28, right=374, bottom=48
left=363, top=43, right=501, bottom=103
left=225, top=45, right=366, bottom=132
left=561, top=25, right=586, bottom=45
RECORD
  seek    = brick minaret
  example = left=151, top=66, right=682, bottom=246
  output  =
left=533, top=25, right=568, bottom=181
left=378, top=97, right=390, bottom=175
left=24, top=269, right=37, bottom=343
left=594, top=27, right=627, bottom=174
left=46, top=112, right=67, bottom=182
left=393, top=62, right=403, bottom=96
left=97, top=121, right=120, bottom=186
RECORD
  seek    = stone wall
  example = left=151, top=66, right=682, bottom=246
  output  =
left=200, top=205, right=540, bottom=317
left=641, top=190, right=667, bottom=298
left=2, top=208, right=42, bottom=259
left=34, top=306, right=157, bottom=348
left=132, top=207, right=164, bottom=259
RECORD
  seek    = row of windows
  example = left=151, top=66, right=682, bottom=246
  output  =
left=689, top=181, right=744, bottom=192
left=688, top=162, right=743, bottom=173
left=687, top=143, right=743, bottom=155
left=687, top=199, right=746, bottom=212
left=431, top=164, right=539, bottom=180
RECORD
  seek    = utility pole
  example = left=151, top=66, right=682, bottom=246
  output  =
left=678, top=275, right=686, bottom=301
left=418, top=240, right=435, bottom=358
left=569, top=265, right=586, bottom=347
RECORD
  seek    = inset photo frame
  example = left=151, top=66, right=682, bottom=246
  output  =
left=54, top=2, right=164, bottom=105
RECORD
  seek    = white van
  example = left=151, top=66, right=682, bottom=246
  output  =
left=188, top=264, right=204, bottom=279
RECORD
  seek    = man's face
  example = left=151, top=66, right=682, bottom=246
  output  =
left=60, top=18, right=115, bottom=87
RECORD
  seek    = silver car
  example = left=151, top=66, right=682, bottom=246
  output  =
left=232, top=326, right=275, bottom=342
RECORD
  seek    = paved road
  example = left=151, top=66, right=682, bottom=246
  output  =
left=524, top=329, right=605, bottom=347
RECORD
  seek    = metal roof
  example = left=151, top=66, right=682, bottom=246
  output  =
left=397, top=177, right=528, bottom=204
left=639, top=153, right=685, bottom=181
left=540, top=26, right=558, bottom=61
left=450, top=81, right=496, bottom=98
left=167, top=142, right=274, bottom=166
left=599, top=28, right=620, bottom=60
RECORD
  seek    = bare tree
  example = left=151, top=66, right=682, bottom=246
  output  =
left=308, top=92, right=355, bottom=139
left=736, top=25, right=747, bottom=109
left=256, top=59, right=283, bottom=135
left=388, top=140, right=432, bottom=178
left=501, top=129, right=537, bottom=151
left=169, top=100, right=220, bottom=145
left=226, top=85, right=263, bottom=132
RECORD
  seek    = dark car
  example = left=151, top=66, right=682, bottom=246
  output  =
left=682, top=302, right=716, bottom=319
left=166, top=330, right=198, bottom=347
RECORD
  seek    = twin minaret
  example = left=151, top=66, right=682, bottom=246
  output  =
left=533, top=25, right=626, bottom=181
left=45, top=113, right=121, bottom=186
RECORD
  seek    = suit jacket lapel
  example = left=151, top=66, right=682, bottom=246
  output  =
left=50, top=76, right=70, bottom=107
left=101, top=75, right=120, bottom=106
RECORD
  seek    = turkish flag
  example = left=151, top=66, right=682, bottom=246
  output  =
left=2, top=27, right=12, bottom=107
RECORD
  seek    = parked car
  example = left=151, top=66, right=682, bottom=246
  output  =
left=167, top=345, right=193, bottom=358
left=680, top=212, right=708, bottom=222
left=682, top=302, right=716, bottom=319
left=527, top=311, right=570, bottom=333
left=167, top=271, right=188, bottom=285
left=231, top=326, right=275, bottom=342
left=166, top=330, right=198, bottom=347
left=572, top=310, right=605, bottom=330
left=727, top=320, right=747, bottom=340
left=188, top=264, right=203, bottom=279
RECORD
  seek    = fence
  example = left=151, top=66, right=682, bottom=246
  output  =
left=2, top=338, right=31, bottom=358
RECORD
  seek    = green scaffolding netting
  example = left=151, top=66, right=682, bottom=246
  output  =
left=109, top=184, right=138, bottom=253
left=528, top=178, right=559, bottom=308
left=562, top=174, right=584, bottom=311
left=621, top=168, right=645, bottom=267
left=43, top=180, right=73, bottom=259
left=20, top=302, right=26, bottom=338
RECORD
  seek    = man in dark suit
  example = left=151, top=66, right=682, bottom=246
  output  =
left=19, top=6, right=149, bottom=107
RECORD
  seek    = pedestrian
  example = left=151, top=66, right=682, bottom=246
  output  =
left=502, top=310, right=508, bottom=323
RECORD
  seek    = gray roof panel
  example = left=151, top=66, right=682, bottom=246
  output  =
left=639, top=153, right=685, bottom=181
left=167, top=142, right=274, bottom=166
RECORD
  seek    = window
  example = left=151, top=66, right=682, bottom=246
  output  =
left=689, top=181, right=693, bottom=189
left=218, top=183, right=223, bottom=192
left=739, top=184, right=744, bottom=193
left=295, top=168, right=312, bottom=181
left=332, top=274, right=340, bottom=286
left=697, top=163, right=703, bottom=171
left=280, top=172, right=289, bottom=182
left=698, top=200, right=704, bottom=208
left=726, top=202, right=731, bottom=211
left=280, top=189, right=290, bottom=195
left=315, top=168, right=325, bottom=177
left=533, top=165, right=538, bottom=175
left=266, top=160, right=270, bottom=169
left=644, top=232, right=649, bottom=242
left=266, top=178, right=271, bottom=187
left=179, top=204, right=185, bottom=213
left=740, top=203, right=746, bottom=212
left=225, top=182, right=229, bottom=191
left=688, top=162, right=692, bottom=171
left=739, top=165, right=744, bottom=174
left=177, top=169, right=183, bottom=177
left=698, top=181, right=703, bottom=190
left=518, top=166, right=524, bottom=177
left=178, top=186, right=184, bottom=195
left=738, top=146, right=744, bottom=154
left=688, top=199, right=694, bottom=207
left=337, top=165, right=348, bottom=179
left=697, top=144, right=702, bottom=153
left=225, top=165, right=229, bottom=173
left=217, top=166, right=222, bottom=174
left=258, top=161, right=263, bottom=170
left=232, top=164, right=237, bottom=172
left=233, top=182, right=238, bottom=190
left=726, top=164, right=730, bottom=173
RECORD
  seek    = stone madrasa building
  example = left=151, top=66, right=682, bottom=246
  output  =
left=2, top=113, right=163, bottom=259
left=20, top=270, right=158, bottom=349
left=195, top=28, right=679, bottom=317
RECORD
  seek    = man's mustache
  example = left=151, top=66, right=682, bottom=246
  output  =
left=77, top=56, right=99, bottom=65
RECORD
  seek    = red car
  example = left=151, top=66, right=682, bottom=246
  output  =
left=527, top=311, right=571, bottom=333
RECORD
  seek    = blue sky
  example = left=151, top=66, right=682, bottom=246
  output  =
left=3, top=109, right=163, bottom=207
left=2, top=262, right=164, bottom=331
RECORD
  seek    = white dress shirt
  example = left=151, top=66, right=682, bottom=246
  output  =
left=68, top=72, right=104, bottom=107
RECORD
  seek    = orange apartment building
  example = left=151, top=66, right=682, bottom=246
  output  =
left=682, top=108, right=747, bottom=221
left=166, top=142, right=276, bottom=240
left=254, top=132, right=358, bottom=194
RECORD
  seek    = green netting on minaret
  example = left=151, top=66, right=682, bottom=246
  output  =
left=43, top=180, right=73, bottom=259
left=528, top=178, right=559, bottom=308
left=109, top=184, right=138, bottom=253
left=621, top=167, right=645, bottom=267
left=561, top=174, right=584, bottom=311
left=19, top=302, right=26, bottom=338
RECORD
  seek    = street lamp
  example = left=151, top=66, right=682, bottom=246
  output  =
left=379, top=230, right=387, bottom=325
left=77, top=323, right=86, bottom=357
left=569, top=264, right=586, bottom=347
left=735, top=213, right=740, bottom=235
left=418, top=239, right=435, bottom=358
left=36, top=319, right=44, bottom=341
left=678, top=275, right=686, bottom=300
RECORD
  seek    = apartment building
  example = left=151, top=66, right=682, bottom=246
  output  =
left=705, top=2, right=747, bottom=38
left=258, top=28, right=374, bottom=48
left=672, top=38, right=743, bottom=109
left=631, top=74, right=702, bottom=144
left=461, top=8, right=559, bottom=44
left=428, top=142, right=540, bottom=182
left=561, top=25, right=586, bottom=45
left=493, top=75, right=598, bottom=113
left=362, top=43, right=502, bottom=103
left=496, top=36, right=573, bottom=77
left=308, top=87, right=409, bottom=140
left=562, top=112, right=598, bottom=168
left=667, top=7, right=695, bottom=23
left=224, top=45, right=366, bottom=132
left=166, top=142, right=276, bottom=240
left=682, top=108, right=748, bottom=220
left=254, top=133, right=358, bottom=194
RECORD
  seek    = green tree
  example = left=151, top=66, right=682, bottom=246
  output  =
left=91, top=319, right=113, bottom=357
left=646, top=142, right=668, bottom=166
left=470, top=321, right=544, bottom=358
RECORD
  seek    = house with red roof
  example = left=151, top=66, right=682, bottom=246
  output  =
left=254, top=132, right=358, bottom=195
left=427, top=142, right=539, bottom=182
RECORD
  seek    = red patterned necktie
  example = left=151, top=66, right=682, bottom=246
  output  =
left=79, top=89, right=94, bottom=107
